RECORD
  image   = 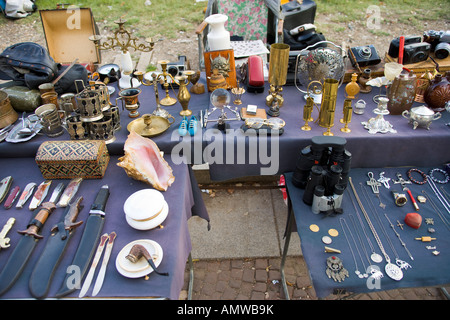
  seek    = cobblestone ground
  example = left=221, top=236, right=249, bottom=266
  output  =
left=180, top=256, right=450, bottom=300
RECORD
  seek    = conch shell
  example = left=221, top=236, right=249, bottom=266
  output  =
left=118, top=131, right=175, bottom=191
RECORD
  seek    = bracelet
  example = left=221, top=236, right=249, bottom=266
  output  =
left=429, top=168, right=450, bottom=184
left=407, top=168, right=427, bottom=185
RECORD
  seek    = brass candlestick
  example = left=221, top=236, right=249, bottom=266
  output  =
left=318, top=78, right=339, bottom=136
left=340, top=99, right=352, bottom=133
left=301, top=96, right=314, bottom=131
left=157, top=60, right=177, bottom=106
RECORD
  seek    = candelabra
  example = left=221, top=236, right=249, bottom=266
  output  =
left=89, top=19, right=154, bottom=89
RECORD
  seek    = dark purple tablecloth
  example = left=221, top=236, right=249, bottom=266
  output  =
left=1, top=74, right=449, bottom=181
left=0, top=155, right=208, bottom=299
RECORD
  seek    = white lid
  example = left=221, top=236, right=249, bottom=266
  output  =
left=123, top=189, right=165, bottom=221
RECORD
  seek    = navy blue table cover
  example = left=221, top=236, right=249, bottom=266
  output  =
left=0, top=155, right=208, bottom=299
left=284, top=168, right=450, bottom=298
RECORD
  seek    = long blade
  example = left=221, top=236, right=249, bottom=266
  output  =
left=92, top=232, right=116, bottom=296
left=0, top=235, right=36, bottom=296
left=78, top=233, right=109, bottom=298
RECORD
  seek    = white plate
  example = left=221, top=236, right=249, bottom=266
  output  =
left=125, top=200, right=169, bottom=230
left=115, top=239, right=163, bottom=278
left=123, top=189, right=165, bottom=221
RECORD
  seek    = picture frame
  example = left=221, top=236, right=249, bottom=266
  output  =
left=204, top=49, right=237, bottom=92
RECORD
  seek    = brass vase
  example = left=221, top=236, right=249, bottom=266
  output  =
left=176, top=74, right=192, bottom=116
left=266, top=43, right=290, bottom=114
left=318, top=78, right=339, bottom=136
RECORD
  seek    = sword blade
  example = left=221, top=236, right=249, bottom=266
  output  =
left=0, top=235, right=37, bottom=296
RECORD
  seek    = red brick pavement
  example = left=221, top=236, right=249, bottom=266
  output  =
left=181, top=256, right=450, bottom=300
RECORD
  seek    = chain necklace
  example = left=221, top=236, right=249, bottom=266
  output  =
left=384, top=213, right=414, bottom=261
left=348, top=177, right=403, bottom=281
left=427, top=176, right=450, bottom=214
left=360, top=183, right=412, bottom=271
left=339, top=218, right=367, bottom=278
left=347, top=189, right=383, bottom=263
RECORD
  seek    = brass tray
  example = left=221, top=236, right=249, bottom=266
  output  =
left=127, top=114, right=175, bottom=137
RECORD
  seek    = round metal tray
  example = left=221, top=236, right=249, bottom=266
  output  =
left=127, top=114, right=174, bottom=137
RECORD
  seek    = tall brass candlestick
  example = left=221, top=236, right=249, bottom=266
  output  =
left=266, top=43, right=290, bottom=116
left=340, top=99, right=352, bottom=133
left=318, top=78, right=339, bottom=136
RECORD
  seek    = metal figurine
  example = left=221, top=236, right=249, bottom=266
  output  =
left=301, top=96, right=314, bottom=131
left=0, top=218, right=15, bottom=250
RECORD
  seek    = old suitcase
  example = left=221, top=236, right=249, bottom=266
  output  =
left=35, top=140, right=109, bottom=179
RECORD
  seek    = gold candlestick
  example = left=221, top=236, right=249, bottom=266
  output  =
left=157, top=60, right=178, bottom=106
left=340, top=99, right=353, bottom=133
left=301, top=96, right=314, bottom=131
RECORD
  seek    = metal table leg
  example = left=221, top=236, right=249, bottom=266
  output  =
left=281, top=198, right=294, bottom=300
left=187, top=252, right=194, bottom=300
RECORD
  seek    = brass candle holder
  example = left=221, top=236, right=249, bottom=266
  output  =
left=156, top=60, right=178, bottom=106
left=340, top=99, right=352, bottom=133
left=301, top=96, right=314, bottom=131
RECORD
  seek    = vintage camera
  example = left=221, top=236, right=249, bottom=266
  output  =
left=388, top=35, right=422, bottom=58
left=167, top=55, right=187, bottom=78
left=424, top=30, right=450, bottom=59
left=402, top=42, right=430, bottom=64
left=348, top=45, right=381, bottom=67
left=292, top=136, right=352, bottom=190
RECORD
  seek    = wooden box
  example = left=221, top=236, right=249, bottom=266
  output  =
left=39, top=8, right=101, bottom=64
left=35, top=140, right=109, bottom=179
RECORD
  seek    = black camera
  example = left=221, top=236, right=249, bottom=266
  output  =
left=402, top=42, right=431, bottom=64
left=424, top=30, right=450, bottom=59
left=348, top=45, right=381, bottom=67
left=388, top=35, right=422, bottom=58
left=167, top=55, right=188, bottom=78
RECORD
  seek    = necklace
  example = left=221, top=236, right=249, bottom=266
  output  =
left=339, top=218, right=368, bottom=278
left=360, top=183, right=411, bottom=271
left=384, top=213, right=414, bottom=261
left=427, top=176, right=450, bottom=214
left=348, top=177, right=403, bottom=281
left=347, top=189, right=383, bottom=263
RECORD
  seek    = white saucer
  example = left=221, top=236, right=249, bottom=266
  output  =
left=125, top=200, right=169, bottom=230
left=123, top=189, right=165, bottom=221
left=115, top=239, right=163, bottom=278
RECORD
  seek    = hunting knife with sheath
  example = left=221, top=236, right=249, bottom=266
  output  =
left=28, top=196, right=84, bottom=299
left=0, top=202, right=57, bottom=296
left=55, top=185, right=110, bottom=297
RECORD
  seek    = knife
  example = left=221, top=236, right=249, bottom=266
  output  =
left=28, top=196, right=84, bottom=299
left=0, top=176, right=13, bottom=204
left=16, top=182, right=37, bottom=209
left=29, top=180, right=52, bottom=211
left=57, top=178, right=83, bottom=207
left=4, top=186, right=20, bottom=209
left=78, top=233, right=109, bottom=298
left=56, top=185, right=110, bottom=298
left=92, top=231, right=117, bottom=296
left=0, top=202, right=57, bottom=296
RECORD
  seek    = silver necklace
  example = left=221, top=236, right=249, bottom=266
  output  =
left=347, top=189, right=383, bottom=263
left=360, top=183, right=411, bottom=272
left=339, top=218, right=368, bottom=278
left=384, top=213, right=414, bottom=261
left=348, top=177, right=403, bottom=281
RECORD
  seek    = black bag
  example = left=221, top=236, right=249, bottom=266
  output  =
left=283, top=29, right=326, bottom=51
left=0, top=42, right=58, bottom=89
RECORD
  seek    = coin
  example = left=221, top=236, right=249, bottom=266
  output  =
left=309, top=224, right=319, bottom=232
left=328, top=229, right=339, bottom=237
left=322, top=236, right=332, bottom=245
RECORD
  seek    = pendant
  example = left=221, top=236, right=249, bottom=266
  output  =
left=368, top=266, right=384, bottom=280
left=396, top=259, right=412, bottom=270
left=385, top=262, right=403, bottom=281
left=371, top=253, right=383, bottom=263
left=326, top=256, right=349, bottom=282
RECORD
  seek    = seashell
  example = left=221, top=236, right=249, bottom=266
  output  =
left=117, top=131, right=175, bottom=191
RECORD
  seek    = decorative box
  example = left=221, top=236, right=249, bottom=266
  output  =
left=35, top=140, right=109, bottom=179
